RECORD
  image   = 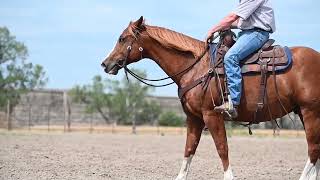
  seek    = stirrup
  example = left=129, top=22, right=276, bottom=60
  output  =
left=224, top=95, right=238, bottom=119
left=224, top=111, right=233, bottom=120
left=224, top=109, right=238, bottom=119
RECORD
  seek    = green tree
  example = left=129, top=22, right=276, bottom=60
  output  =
left=159, top=111, right=184, bottom=127
left=68, top=75, right=114, bottom=123
left=112, top=70, right=152, bottom=125
left=135, top=100, right=162, bottom=125
left=69, top=69, right=160, bottom=130
left=0, top=27, right=47, bottom=111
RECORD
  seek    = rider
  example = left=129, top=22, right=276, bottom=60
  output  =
left=206, top=0, right=276, bottom=118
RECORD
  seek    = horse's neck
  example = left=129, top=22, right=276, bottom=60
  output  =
left=143, top=26, right=206, bottom=86
left=145, top=44, right=192, bottom=84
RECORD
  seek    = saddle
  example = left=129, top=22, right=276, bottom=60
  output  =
left=178, top=31, right=293, bottom=101
left=208, top=30, right=293, bottom=127
left=177, top=30, right=293, bottom=134
left=210, top=38, right=292, bottom=75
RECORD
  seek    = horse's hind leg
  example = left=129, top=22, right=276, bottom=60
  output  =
left=175, top=116, right=204, bottom=180
left=299, top=108, right=320, bottom=180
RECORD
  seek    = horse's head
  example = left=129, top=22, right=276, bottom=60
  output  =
left=101, top=16, right=146, bottom=75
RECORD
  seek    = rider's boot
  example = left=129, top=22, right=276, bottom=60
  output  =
left=214, top=101, right=238, bottom=119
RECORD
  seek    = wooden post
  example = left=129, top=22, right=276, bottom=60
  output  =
left=7, top=99, right=11, bottom=131
left=90, top=113, right=93, bottom=133
left=63, top=91, right=68, bottom=132
left=28, top=104, right=31, bottom=131
left=47, top=105, right=50, bottom=132
left=156, top=120, right=160, bottom=135
left=67, top=112, right=71, bottom=132
left=126, top=97, right=137, bottom=134
left=132, top=118, right=136, bottom=134
left=112, top=121, right=116, bottom=134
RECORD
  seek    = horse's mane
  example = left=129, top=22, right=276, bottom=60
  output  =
left=145, top=25, right=205, bottom=58
left=129, top=22, right=205, bottom=59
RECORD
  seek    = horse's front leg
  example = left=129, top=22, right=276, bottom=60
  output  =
left=175, top=116, right=204, bottom=180
left=203, top=111, right=234, bottom=180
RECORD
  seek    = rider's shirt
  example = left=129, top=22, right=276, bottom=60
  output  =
left=234, top=0, right=276, bottom=33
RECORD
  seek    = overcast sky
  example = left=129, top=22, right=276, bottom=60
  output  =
left=1, top=0, right=319, bottom=97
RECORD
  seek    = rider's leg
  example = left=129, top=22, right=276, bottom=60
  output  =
left=221, top=30, right=269, bottom=106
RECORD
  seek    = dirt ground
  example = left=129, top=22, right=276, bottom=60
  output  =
left=0, top=131, right=314, bottom=180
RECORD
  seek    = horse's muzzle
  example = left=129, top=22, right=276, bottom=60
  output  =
left=101, top=61, right=120, bottom=75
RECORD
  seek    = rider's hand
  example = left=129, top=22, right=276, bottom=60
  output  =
left=205, top=31, right=214, bottom=43
left=205, top=30, right=215, bottom=47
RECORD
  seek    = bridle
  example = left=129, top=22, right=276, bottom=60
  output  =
left=115, top=30, right=214, bottom=87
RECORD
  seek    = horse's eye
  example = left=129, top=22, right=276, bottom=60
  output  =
left=118, top=36, right=125, bottom=43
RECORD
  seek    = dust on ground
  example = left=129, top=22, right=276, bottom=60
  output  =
left=0, top=131, right=311, bottom=180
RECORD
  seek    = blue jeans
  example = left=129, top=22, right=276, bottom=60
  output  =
left=224, top=30, right=269, bottom=105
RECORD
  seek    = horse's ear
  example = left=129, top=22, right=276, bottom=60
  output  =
left=133, top=16, right=145, bottom=29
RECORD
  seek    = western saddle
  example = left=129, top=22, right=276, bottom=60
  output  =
left=178, top=30, right=292, bottom=131
left=210, top=30, right=292, bottom=125
left=211, top=30, right=291, bottom=75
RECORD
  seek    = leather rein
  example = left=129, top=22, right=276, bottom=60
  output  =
left=117, top=31, right=218, bottom=87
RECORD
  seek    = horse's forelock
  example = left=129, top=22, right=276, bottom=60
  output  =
left=127, top=19, right=146, bottom=39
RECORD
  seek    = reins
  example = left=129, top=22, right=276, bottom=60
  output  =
left=119, top=33, right=219, bottom=87
left=123, top=49, right=208, bottom=87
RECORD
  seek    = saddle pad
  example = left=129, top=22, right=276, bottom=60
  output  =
left=241, top=46, right=292, bottom=74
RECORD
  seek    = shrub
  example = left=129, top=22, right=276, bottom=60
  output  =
left=159, top=111, right=184, bottom=127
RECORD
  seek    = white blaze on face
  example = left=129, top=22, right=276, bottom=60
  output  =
left=105, top=41, right=117, bottom=60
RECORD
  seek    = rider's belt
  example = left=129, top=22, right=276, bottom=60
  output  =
left=250, top=27, right=272, bottom=33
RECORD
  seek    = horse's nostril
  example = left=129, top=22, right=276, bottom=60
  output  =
left=101, top=63, right=106, bottom=68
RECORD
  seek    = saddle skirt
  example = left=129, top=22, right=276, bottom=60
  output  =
left=209, top=39, right=293, bottom=75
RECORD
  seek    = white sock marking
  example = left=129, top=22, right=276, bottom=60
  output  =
left=175, top=155, right=193, bottom=180
left=299, top=158, right=319, bottom=180
left=224, top=165, right=234, bottom=180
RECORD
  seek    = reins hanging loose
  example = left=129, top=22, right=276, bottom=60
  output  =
left=120, top=33, right=218, bottom=87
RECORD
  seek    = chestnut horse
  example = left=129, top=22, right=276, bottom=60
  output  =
left=102, top=17, right=320, bottom=180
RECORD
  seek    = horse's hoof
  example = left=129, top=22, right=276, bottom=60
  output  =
left=224, top=167, right=234, bottom=180
left=175, top=177, right=186, bottom=180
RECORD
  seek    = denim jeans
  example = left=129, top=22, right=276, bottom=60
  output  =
left=224, top=29, right=269, bottom=105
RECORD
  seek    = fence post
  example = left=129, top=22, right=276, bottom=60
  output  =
left=67, top=113, right=71, bottom=132
left=156, top=120, right=160, bottom=135
left=47, top=105, right=50, bottom=132
left=89, top=113, right=93, bottom=133
left=112, top=121, right=116, bottom=134
left=7, top=99, right=11, bottom=131
left=132, top=119, right=136, bottom=134
left=28, top=104, right=31, bottom=131
left=63, top=91, right=71, bottom=132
